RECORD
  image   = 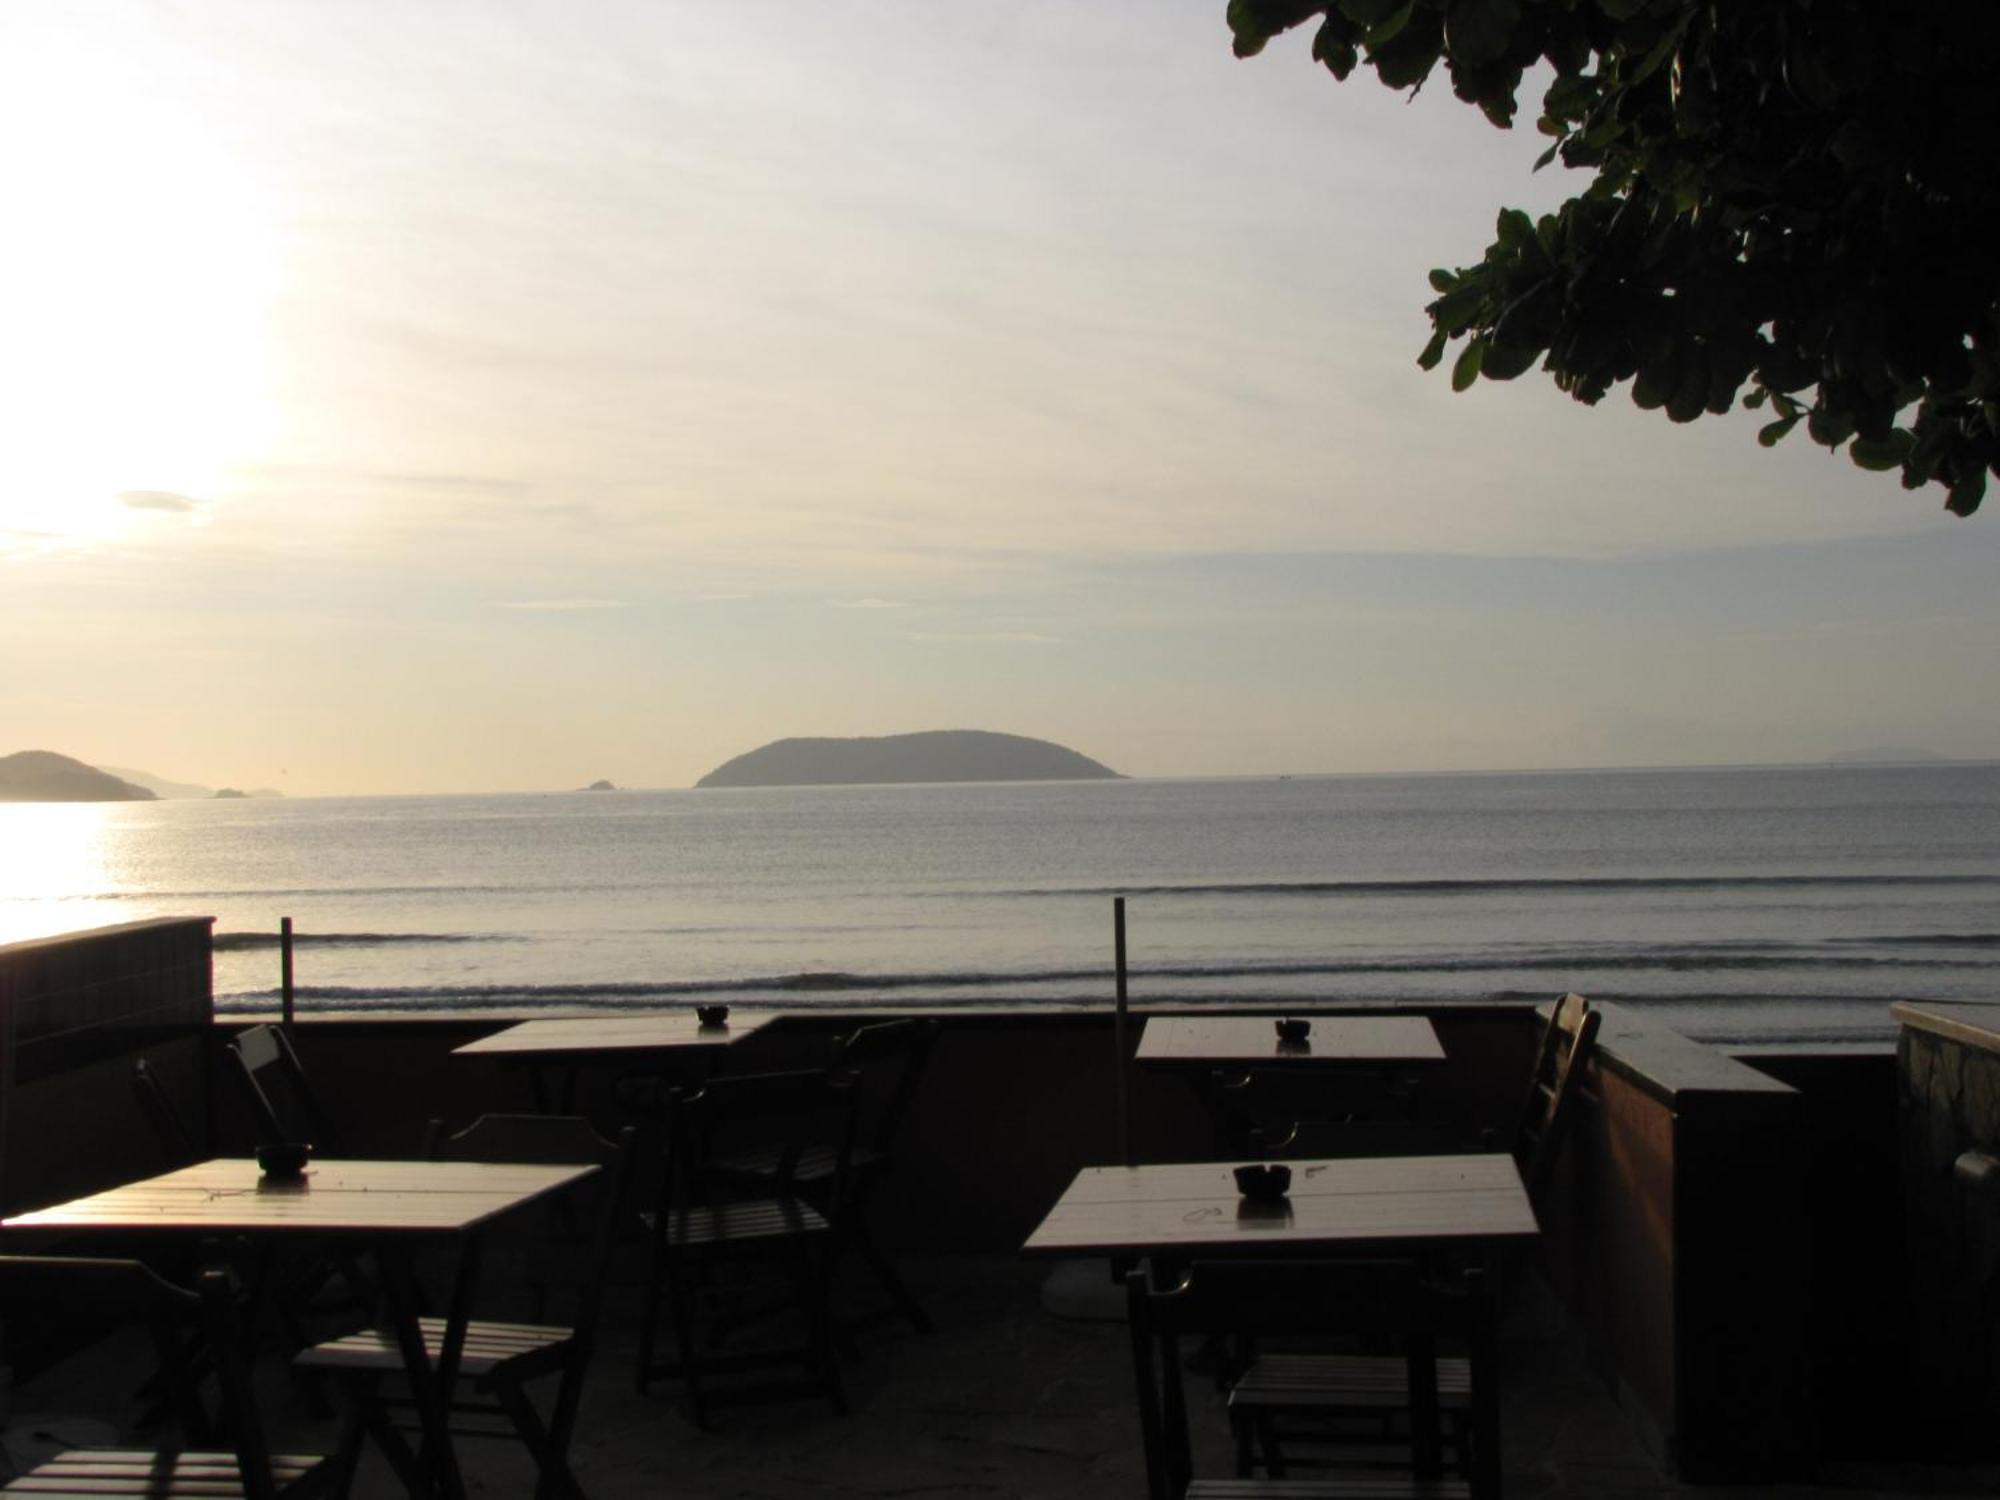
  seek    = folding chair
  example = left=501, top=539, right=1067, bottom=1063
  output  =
left=636, top=1069, right=859, bottom=1426
left=225, top=1023, right=345, bottom=1154
left=133, top=1057, right=201, bottom=1168
left=294, top=1117, right=637, bottom=1500
left=0, top=1255, right=339, bottom=1498
left=712, top=1017, right=940, bottom=1335
left=1127, top=1260, right=1495, bottom=1500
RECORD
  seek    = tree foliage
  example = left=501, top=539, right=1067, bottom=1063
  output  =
left=1226, top=0, right=2000, bottom=514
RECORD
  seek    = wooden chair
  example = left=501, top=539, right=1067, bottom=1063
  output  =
left=711, top=1017, right=940, bottom=1335
left=635, top=1069, right=859, bottom=1426
left=294, top=1116, right=635, bottom=1500
left=1225, top=996, right=1598, bottom=1480
left=0, top=1255, right=340, bottom=1499
left=1126, top=1261, right=1495, bottom=1500
left=1512, top=992, right=1601, bottom=1195
left=133, top=1057, right=201, bottom=1167
left=225, top=1024, right=345, bottom=1154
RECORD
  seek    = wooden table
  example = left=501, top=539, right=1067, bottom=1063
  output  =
left=1138, top=1015, right=1447, bottom=1156
left=1022, top=1152, right=1535, bottom=1261
left=1136, top=1014, right=1445, bottom=1069
left=454, top=1011, right=779, bottom=1112
left=5, top=1157, right=593, bottom=1500
left=1025, top=1152, right=1535, bottom=1494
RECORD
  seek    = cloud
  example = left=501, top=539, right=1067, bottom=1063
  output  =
left=118, top=490, right=202, bottom=512
left=905, top=630, right=1061, bottom=645
left=829, top=597, right=906, bottom=610
left=491, top=598, right=632, bottom=611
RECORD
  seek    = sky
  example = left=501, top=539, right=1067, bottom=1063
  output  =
left=3, top=0, right=1996, bottom=795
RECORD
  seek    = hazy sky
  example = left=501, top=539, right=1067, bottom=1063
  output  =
left=5, top=1, right=1996, bottom=795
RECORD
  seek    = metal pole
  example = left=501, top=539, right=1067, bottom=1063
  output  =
left=1114, top=896, right=1131, bottom=1166
left=280, top=916, right=295, bottom=1028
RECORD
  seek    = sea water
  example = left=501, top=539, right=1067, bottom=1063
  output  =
left=3, top=763, right=1996, bottom=1043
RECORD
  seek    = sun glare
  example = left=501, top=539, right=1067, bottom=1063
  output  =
left=0, top=37, right=275, bottom=558
left=0, top=803, right=120, bottom=944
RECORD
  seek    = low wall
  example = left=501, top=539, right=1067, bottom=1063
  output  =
left=1893, top=1000, right=2000, bottom=1454
left=0, top=918, right=215, bottom=1217
left=272, top=1003, right=1543, bottom=1253
left=1536, top=1003, right=1816, bottom=1482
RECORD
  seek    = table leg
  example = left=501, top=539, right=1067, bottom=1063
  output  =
left=1474, top=1251, right=1501, bottom=1500
left=376, top=1240, right=475, bottom=1500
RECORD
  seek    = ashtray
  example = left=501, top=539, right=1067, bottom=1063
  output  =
left=1274, top=1017, right=1311, bottom=1042
left=256, top=1141, right=311, bottom=1180
left=695, top=1004, right=730, bottom=1029
left=1233, top=1162, right=1292, bottom=1202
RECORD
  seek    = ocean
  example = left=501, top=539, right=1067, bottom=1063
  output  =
left=3, top=763, right=1997, bottom=1044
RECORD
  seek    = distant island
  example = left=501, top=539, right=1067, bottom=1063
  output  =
left=1826, top=747, right=1952, bottom=766
left=581, top=779, right=617, bottom=791
left=0, top=751, right=156, bottom=802
left=696, top=730, right=1123, bottom=789
left=102, top=766, right=284, bottom=799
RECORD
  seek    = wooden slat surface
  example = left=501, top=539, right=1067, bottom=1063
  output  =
left=451, top=1010, right=778, bottom=1060
left=0, top=1447, right=331, bottom=1494
left=1, top=1158, right=593, bottom=1237
left=1136, top=1016, right=1445, bottom=1067
left=1021, top=1154, right=1536, bottom=1258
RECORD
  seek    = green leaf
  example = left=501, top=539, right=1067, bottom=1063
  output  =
left=1338, top=0, right=1407, bottom=26
left=1494, top=208, right=1532, bottom=251
left=1429, top=282, right=1486, bottom=335
left=1363, top=0, right=1416, bottom=49
left=1451, top=338, right=1485, bottom=391
left=1758, top=414, right=1802, bottom=447
left=1480, top=343, right=1539, bottom=380
left=1428, top=268, right=1457, bottom=293
left=1848, top=432, right=1913, bottom=471
left=1807, top=405, right=1857, bottom=448
left=1313, top=25, right=1361, bottom=78
left=1946, top=469, right=1987, bottom=517
left=1444, top=0, right=1520, bottom=68
left=1417, top=329, right=1450, bottom=370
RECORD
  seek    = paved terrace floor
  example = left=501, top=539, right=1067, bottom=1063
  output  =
left=5, top=1255, right=1996, bottom=1498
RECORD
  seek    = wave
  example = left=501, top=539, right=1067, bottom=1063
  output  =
left=209, top=939, right=2000, bottom=1009
left=81, top=883, right=638, bottom=901
left=995, top=873, right=2000, bottom=899
left=212, top=931, right=509, bottom=951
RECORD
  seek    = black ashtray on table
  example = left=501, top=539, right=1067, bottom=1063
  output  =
left=695, top=1004, right=731, bottom=1029
left=1233, top=1162, right=1292, bottom=1202
left=1274, top=1017, right=1312, bottom=1043
left=256, top=1142, right=311, bottom=1180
